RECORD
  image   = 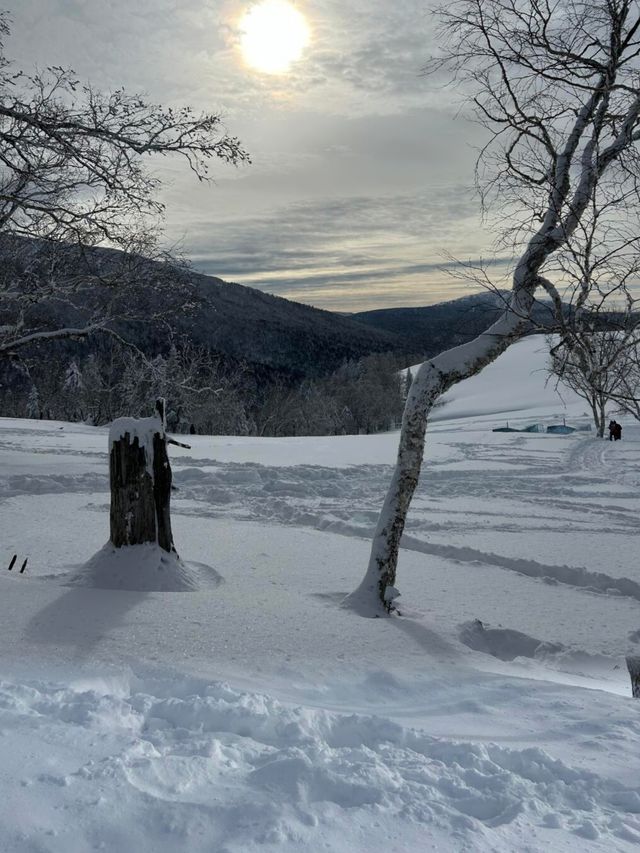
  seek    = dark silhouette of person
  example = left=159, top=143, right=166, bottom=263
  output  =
left=614, top=422, right=622, bottom=441
left=609, top=420, right=617, bottom=441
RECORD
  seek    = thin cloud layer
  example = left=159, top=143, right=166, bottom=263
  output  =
left=185, top=190, right=509, bottom=310
left=6, top=0, right=495, bottom=310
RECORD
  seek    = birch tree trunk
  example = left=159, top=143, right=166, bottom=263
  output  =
left=597, top=400, right=607, bottom=440
left=344, top=283, right=535, bottom=615
left=344, top=0, right=640, bottom=615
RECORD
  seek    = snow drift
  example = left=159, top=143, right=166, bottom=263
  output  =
left=70, top=543, right=200, bottom=592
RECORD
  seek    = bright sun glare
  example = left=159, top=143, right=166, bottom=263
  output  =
left=240, top=0, right=310, bottom=74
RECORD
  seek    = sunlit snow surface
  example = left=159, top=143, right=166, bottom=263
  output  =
left=1, top=336, right=640, bottom=851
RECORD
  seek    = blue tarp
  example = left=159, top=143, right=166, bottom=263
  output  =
left=492, top=422, right=582, bottom=434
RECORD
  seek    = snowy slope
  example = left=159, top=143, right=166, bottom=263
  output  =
left=433, top=334, right=587, bottom=421
left=1, top=335, right=640, bottom=852
left=405, top=334, right=588, bottom=423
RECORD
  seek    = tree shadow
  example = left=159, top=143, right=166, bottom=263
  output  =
left=25, top=586, right=147, bottom=662
left=388, top=613, right=461, bottom=660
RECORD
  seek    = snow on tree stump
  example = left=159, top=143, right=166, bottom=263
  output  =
left=70, top=400, right=201, bottom=591
left=109, top=399, right=175, bottom=554
left=626, top=655, right=640, bottom=698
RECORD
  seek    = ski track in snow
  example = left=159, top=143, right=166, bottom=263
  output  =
left=2, top=428, right=640, bottom=603
left=2, top=674, right=640, bottom=852
left=168, top=435, right=640, bottom=602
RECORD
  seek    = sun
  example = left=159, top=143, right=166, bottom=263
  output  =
left=240, top=1, right=310, bottom=75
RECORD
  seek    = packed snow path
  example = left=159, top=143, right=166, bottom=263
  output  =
left=1, top=338, right=640, bottom=851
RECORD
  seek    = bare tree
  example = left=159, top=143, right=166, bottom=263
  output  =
left=548, top=321, right=637, bottom=436
left=597, top=326, right=640, bottom=421
left=539, top=170, right=640, bottom=436
left=537, top=147, right=640, bottom=437
left=613, top=352, right=640, bottom=420
left=0, top=12, right=248, bottom=355
left=346, top=0, right=640, bottom=614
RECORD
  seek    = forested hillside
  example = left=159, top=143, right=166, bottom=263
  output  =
left=352, top=292, right=559, bottom=356
left=0, top=238, right=412, bottom=379
left=3, top=242, right=575, bottom=437
left=0, top=240, right=416, bottom=434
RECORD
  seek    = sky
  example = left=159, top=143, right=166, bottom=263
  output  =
left=6, top=0, right=503, bottom=311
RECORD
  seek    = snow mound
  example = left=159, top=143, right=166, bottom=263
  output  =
left=69, top=543, right=201, bottom=592
left=2, top=673, right=639, bottom=852
left=460, top=619, right=565, bottom=662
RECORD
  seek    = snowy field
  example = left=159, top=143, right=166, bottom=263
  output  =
left=1, top=335, right=640, bottom=852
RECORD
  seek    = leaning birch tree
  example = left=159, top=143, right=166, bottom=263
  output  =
left=346, top=0, right=640, bottom=614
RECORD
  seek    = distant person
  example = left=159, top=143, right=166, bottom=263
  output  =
left=614, top=422, right=622, bottom=441
left=609, top=420, right=617, bottom=441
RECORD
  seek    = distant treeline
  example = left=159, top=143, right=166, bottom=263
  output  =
left=0, top=340, right=413, bottom=437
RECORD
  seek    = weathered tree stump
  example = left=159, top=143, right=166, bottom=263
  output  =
left=109, top=399, right=176, bottom=554
left=626, top=655, right=640, bottom=698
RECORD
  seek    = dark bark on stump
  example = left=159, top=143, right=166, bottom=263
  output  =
left=626, top=655, right=640, bottom=698
left=152, top=430, right=174, bottom=553
left=109, top=425, right=176, bottom=554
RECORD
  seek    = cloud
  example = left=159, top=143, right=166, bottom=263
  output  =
left=303, top=0, right=442, bottom=102
left=7, top=0, right=447, bottom=113
left=182, top=189, right=509, bottom=310
left=5, top=0, right=491, bottom=310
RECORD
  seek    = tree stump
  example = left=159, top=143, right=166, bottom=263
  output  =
left=626, top=655, right=640, bottom=698
left=109, top=402, right=176, bottom=554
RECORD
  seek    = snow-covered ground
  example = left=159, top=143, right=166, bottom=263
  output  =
left=1, top=335, right=640, bottom=852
